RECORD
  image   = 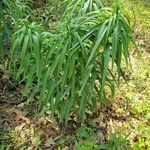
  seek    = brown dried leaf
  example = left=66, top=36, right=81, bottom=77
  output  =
left=44, top=137, right=55, bottom=147
left=62, top=146, right=69, bottom=150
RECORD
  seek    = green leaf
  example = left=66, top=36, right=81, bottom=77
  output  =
left=101, top=47, right=110, bottom=88
left=86, top=21, right=108, bottom=66
left=145, top=114, right=150, bottom=119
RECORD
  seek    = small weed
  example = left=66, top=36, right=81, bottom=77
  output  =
left=133, top=123, right=150, bottom=150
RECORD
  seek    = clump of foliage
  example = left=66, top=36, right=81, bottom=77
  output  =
left=8, top=0, right=138, bottom=123
left=0, top=0, right=34, bottom=56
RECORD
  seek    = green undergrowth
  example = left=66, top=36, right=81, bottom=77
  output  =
left=124, top=0, right=150, bottom=48
left=116, top=51, right=150, bottom=149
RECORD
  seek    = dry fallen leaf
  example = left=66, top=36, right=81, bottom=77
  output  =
left=62, top=146, right=69, bottom=150
left=45, top=137, right=55, bottom=147
left=2, top=74, right=9, bottom=80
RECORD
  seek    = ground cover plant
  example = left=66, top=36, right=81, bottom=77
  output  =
left=0, top=0, right=149, bottom=149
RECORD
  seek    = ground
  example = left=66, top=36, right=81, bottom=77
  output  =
left=0, top=0, right=150, bottom=149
